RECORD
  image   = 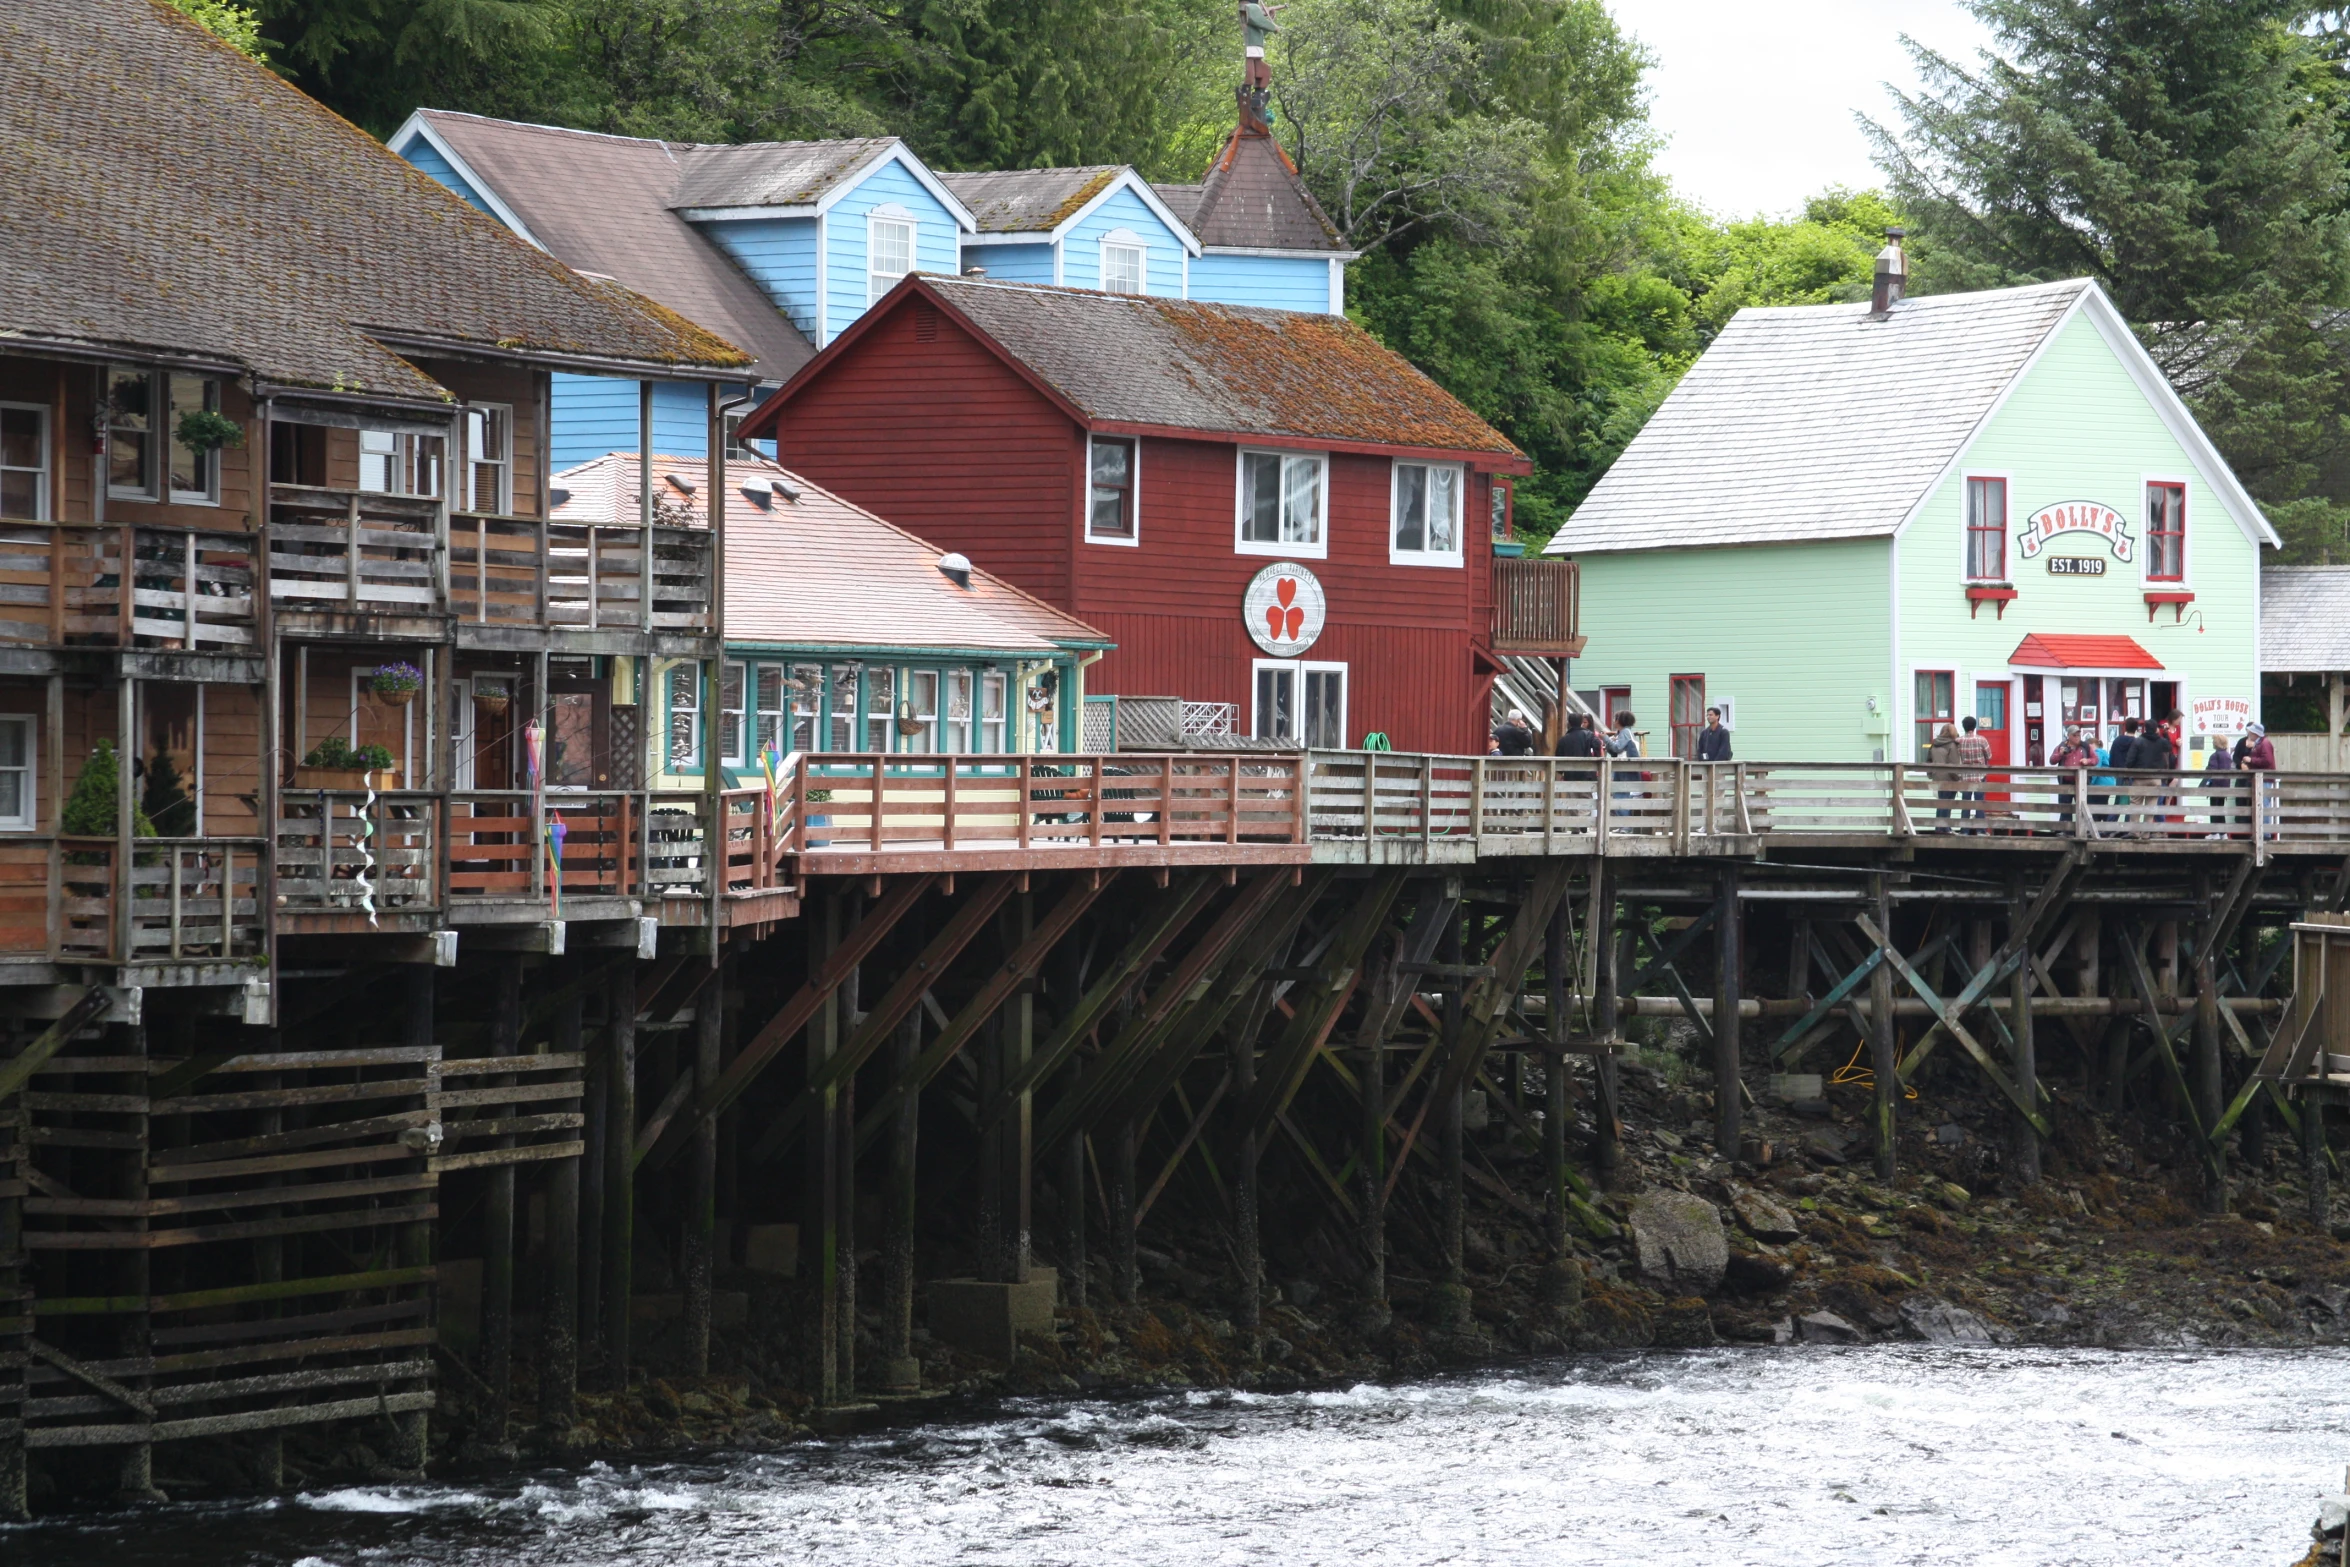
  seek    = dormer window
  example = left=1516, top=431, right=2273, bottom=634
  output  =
left=868, top=213, right=915, bottom=305
left=1102, top=239, right=1146, bottom=295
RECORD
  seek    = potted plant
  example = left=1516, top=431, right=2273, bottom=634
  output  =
left=371, top=661, right=424, bottom=707
left=474, top=686, right=511, bottom=719
left=294, top=737, right=397, bottom=790
left=175, top=408, right=245, bottom=455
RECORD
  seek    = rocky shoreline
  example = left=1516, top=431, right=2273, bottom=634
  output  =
left=61, top=1032, right=2350, bottom=1510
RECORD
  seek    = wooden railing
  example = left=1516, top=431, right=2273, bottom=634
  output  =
left=268, top=486, right=439, bottom=615
left=0, top=524, right=259, bottom=649
left=275, top=791, right=439, bottom=915
left=787, top=753, right=1307, bottom=854
left=1491, top=556, right=1581, bottom=656
left=445, top=789, right=726, bottom=905
left=448, top=513, right=713, bottom=633
left=52, top=837, right=266, bottom=960
left=1302, top=753, right=2350, bottom=854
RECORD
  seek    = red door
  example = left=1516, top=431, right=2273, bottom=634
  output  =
left=1975, top=679, right=2011, bottom=818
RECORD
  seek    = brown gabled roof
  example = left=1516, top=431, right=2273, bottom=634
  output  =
left=553, top=454, right=1111, bottom=654
left=751, top=277, right=1517, bottom=460
left=410, top=112, right=813, bottom=384
left=1158, top=127, right=1343, bottom=253
left=0, top=0, right=749, bottom=400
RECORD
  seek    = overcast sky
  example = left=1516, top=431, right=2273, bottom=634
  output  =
left=1607, top=0, right=1997, bottom=219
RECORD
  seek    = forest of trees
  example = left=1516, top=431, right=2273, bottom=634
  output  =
left=182, top=0, right=2350, bottom=558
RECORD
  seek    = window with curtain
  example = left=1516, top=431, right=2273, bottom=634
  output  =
left=1391, top=462, right=1462, bottom=561
left=1088, top=437, right=1136, bottom=540
left=2146, top=482, right=2186, bottom=581
left=1965, top=476, right=2007, bottom=580
left=1238, top=450, right=1323, bottom=550
left=719, top=660, right=746, bottom=765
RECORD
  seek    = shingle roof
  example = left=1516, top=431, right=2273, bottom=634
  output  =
left=1156, top=127, right=1342, bottom=252
left=1550, top=280, right=2093, bottom=555
left=0, top=0, right=749, bottom=400
left=801, top=277, right=1516, bottom=457
left=939, top=167, right=1122, bottom=234
left=2010, top=633, right=2164, bottom=671
left=669, top=138, right=904, bottom=211
left=410, top=112, right=813, bottom=383
left=552, top=454, right=1110, bottom=654
left=2262, top=567, right=2350, bottom=671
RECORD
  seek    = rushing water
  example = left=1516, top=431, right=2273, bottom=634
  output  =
left=11, top=1346, right=2348, bottom=1566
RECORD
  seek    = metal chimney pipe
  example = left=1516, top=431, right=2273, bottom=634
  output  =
left=1870, top=226, right=1909, bottom=318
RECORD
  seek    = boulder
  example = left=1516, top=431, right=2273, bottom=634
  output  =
left=1628, top=1192, right=1728, bottom=1293
left=1797, top=1310, right=1862, bottom=1344
left=1899, top=1295, right=1996, bottom=1345
left=1728, top=1186, right=1802, bottom=1243
left=2316, top=1493, right=2350, bottom=1541
left=1723, top=1252, right=1795, bottom=1296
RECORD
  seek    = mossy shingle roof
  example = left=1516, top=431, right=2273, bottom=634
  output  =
left=0, top=0, right=750, bottom=400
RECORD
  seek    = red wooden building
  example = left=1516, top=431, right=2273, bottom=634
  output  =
left=736, top=275, right=1571, bottom=754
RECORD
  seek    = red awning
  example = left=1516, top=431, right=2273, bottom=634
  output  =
left=2007, top=633, right=2164, bottom=670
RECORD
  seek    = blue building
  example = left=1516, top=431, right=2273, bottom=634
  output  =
left=387, top=106, right=1352, bottom=468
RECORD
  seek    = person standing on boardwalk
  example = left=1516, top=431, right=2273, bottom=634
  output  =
left=1958, top=715, right=1994, bottom=828
left=1492, top=709, right=1536, bottom=756
left=1694, top=706, right=1732, bottom=762
left=1929, top=721, right=1964, bottom=827
left=1555, top=713, right=1602, bottom=759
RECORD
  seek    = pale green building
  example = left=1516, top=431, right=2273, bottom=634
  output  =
left=1548, top=276, right=2276, bottom=766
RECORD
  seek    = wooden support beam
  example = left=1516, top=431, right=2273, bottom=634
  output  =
left=1234, top=870, right=1407, bottom=1142
left=0, top=988, right=110, bottom=1100
left=1429, top=861, right=1578, bottom=1109
left=2116, top=919, right=2223, bottom=1183
left=648, top=874, right=935, bottom=1170
left=1858, top=911, right=2052, bottom=1137
left=851, top=874, right=1113, bottom=1152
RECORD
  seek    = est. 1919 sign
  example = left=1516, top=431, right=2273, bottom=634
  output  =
left=1243, top=561, right=1326, bottom=656
left=2046, top=556, right=2106, bottom=577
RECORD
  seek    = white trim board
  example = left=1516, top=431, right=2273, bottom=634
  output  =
left=386, top=114, right=550, bottom=251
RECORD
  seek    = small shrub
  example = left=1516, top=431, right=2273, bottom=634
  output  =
left=302, top=737, right=394, bottom=771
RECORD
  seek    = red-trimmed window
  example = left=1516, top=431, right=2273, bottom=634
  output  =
left=2147, top=482, right=2185, bottom=581
left=1914, top=669, right=1955, bottom=760
left=1965, top=476, right=2007, bottom=580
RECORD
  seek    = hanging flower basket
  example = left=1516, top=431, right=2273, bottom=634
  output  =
left=372, top=661, right=424, bottom=706
left=474, top=689, right=511, bottom=718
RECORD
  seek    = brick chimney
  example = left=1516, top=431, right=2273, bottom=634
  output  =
left=1869, top=226, right=1908, bottom=319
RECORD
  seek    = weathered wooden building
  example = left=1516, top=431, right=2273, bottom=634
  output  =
left=0, top=0, right=753, bottom=1512
left=738, top=275, right=1574, bottom=754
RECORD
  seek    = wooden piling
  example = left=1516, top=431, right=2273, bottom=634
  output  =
left=1, top=1021, right=23, bottom=1522
left=603, top=952, right=636, bottom=1391
left=1435, top=911, right=1469, bottom=1326
left=484, top=955, right=521, bottom=1441
left=114, top=1019, right=160, bottom=1502
left=685, top=957, right=725, bottom=1376
left=1231, top=1013, right=1259, bottom=1337
left=1110, top=1119, right=1139, bottom=1307
left=1714, top=867, right=1742, bottom=1158
left=390, top=969, right=434, bottom=1476
left=2010, top=883, right=2041, bottom=1185
left=880, top=1012, right=920, bottom=1391
left=1543, top=904, right=1568, bottom=1253
left=2193, top=876, right=2226, bottom=1214
left=1005, top=890, right=1035, bottom=1284
left=837, top=917, right=861, bottom=1398
left=1870, top=876, right=1897, bottom=1183
left=802, top=893, right=840, bottom=1403
left=2306, top=1097, right=2329, bottom=1231
left=542, top=969, right=582, bottom=1430
left=1595, top=872, right=1625, bottom=1184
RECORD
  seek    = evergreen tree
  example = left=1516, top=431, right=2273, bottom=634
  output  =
left=1868, top=0, right=2350, bottom=560
left=140, top=750, right=197, bottom=839
left=60, top=741, right=156, bottom=840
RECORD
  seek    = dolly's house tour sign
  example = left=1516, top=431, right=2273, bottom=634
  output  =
left=1244, top=561, right=1326, bottom=656
left=2019, top=501, right=2135, bottom=563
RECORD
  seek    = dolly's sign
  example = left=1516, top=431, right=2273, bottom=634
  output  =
left=2191, top=696, right=2253, bottom=737
left=2019, top=501, right=2134, bottom=562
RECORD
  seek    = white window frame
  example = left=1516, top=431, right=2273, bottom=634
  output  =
left=1961, top=470, right=2011, bottom=584
left=358, top=427, right=444, bottom=499
left=1389, top=459, right=1465, bottom=566
left=1234, top=447, right=1328, bottom=560
left=904, top=668, right=941, bottom=753
left=0, top=714, right=34, bottom=831
left=719, top=658, right=747, bottom=767
left=0, top=401, right=51, bottom=521
left=463, top=402, right=513, bottom=515
left=864, top=666, right=897, bottom=753
left=2142, top=473, right=2191, bottom=588
left=1086, top=434, right=1141, bottom=546
left=166, top=373, right=224, bottom=505
left=980, top=670, right=1008, bottom=753
left=1251, top=658, right=1347, bottom=748
left=752, top=663, right=788, bottom=759
left=867, top=209, right=917, bottom=306
left=1100, top=231, right=1147, bottom=295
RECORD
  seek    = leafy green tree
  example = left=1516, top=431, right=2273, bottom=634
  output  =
left=1867, top=0, right=2350, bottom=561
left=167, top=0, right=273, bottom=61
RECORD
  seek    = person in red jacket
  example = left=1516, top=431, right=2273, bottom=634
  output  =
left=2236, top=722, right=2276, bottom=837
